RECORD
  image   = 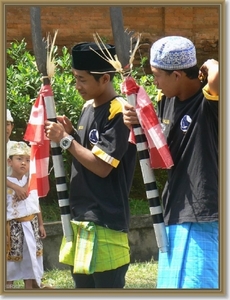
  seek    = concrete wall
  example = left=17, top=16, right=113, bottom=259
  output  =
left=43, top=215, right=159, bottom=270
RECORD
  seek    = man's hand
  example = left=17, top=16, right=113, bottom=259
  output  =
left=13, top=184, right=28, bottom=201
left=199, top=59, right=219, bottom=96
left=123, top=102, right=140, bottom=129
left=39, top=225, right=47, bottom=239
left=56, top=115, right=73, bottom=134
left=45, top=119, right=66, bottom=143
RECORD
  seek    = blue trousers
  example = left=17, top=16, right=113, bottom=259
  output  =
left=157, top=222, right=219, bottom=289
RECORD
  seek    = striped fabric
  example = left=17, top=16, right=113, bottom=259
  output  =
left=59, top=221, right=97, bottom=274
left=121, top=76, right=173, bottom=169
left=92, top=145, right=119, bottom=167
left=42, top=86, right=73, bottom=242
left=94, top=225, right=130, bottom=272
left=24, top=85, right=50, bottom=198
left=59, top=222, right=129, bottom=273
left=121, top=76, right=169, bottom=253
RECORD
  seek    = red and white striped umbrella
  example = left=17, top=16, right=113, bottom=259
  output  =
left=121, top=76, right=173, bottom=253
left=121, top=76, right=173, bottom=169
left=24, top=85, right=50, bottom=198
left=28, top=7, right=73, bottom=243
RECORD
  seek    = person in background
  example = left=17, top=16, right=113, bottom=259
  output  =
left=6, top=109, right=28, bottom=200
left=45, top=42, right=136, bottom=288
left=6, top=142, right=46, bottom=289
left=123, top=36, right=218, bottom=289
left=6, top=109, right=16, bottom=175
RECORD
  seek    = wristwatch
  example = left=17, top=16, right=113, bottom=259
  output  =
left=59, top=135, right=74, bottom=150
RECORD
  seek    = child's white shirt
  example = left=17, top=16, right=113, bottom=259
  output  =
left=7, top=175, right=40, bottom=221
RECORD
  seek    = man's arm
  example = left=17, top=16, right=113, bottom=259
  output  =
left=7, top=179, right=28, bottom=200
left=37, top=205, right=46, bottom=239
left=199, top=59, right=219, bottom=96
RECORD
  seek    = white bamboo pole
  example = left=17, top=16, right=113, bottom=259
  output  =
left=127, top=93, right=168, bottom=253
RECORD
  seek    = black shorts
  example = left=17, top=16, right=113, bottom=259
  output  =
left=70, top=263, right=129, bottom=288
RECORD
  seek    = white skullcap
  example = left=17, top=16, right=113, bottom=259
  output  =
left=7, top=109, right=14, bottom=122
left=8, top=142, right=31, bottom=157
left=150, top=36, right=197, bottom=70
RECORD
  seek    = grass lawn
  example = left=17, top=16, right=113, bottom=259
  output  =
left=12, top=259, right=158, bottom=289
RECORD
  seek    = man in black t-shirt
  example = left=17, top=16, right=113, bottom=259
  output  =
left=123, top=36, right=219, bottom=289
left=45, top=42, right=136, bottom=288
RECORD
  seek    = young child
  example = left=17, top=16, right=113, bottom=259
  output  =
left=6, top=141, right=46, bottom=289
left=6, top=109, right=16, bottom=175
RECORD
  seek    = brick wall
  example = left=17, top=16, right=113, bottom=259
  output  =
left=6, top=5, right=219, bottom=67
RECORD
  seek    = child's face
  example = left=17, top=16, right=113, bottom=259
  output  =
left=6, top=121, right=14, bottom=142
left=8, top=155, right=30, bottom=177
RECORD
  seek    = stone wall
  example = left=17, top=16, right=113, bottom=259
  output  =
left=43, top=215, right=159, bottom=270
left=6, top=5, right=219, bottom=68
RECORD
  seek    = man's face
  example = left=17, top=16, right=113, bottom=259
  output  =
left=72, top=69, right=106, bottom=101
left=6, top=121, right=14, bottom=142
left=151, top=66, right=180, bottom=98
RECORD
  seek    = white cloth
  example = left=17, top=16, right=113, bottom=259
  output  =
left=7, top=175, right=40, bottom=221
left=6, top=140, right=17, bottom=176
left=6, top=175, right=43, bottom=286
left=7, top=221, right=44, bottom=286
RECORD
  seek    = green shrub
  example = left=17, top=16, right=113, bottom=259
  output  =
left=7, top=40, right=84, bottom=137
left=41, top=198, right=151, bottom=222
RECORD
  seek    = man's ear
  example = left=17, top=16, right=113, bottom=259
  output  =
left=173, top=70, right=182, bottom=78
left=101, top=73, right=110, bottom=84
left=7, top=157, right=12, bottom=166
